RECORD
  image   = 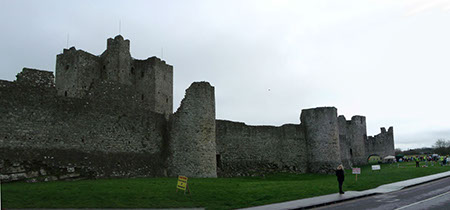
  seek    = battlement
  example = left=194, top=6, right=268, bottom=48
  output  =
left=106, top=35, right=130, bottom=51
left=350, top=115, right=366, bottom=124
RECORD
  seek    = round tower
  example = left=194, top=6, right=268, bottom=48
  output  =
left=300, top=107, right=341, bottom=174
left=348, top=116, right=367, bottom=165
left=168, top=82, right=217, bottom=178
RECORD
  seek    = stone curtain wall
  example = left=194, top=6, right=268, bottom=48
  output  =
left=216, top=120, right=307, bottom=177
left=338, top=115, right=353, bottom=169
left=346, top=116, right=368, bottom=166
left=1, top=65, right=395, bottom=181
left=0, top=73, right=169, bottom=182
left=168, top=82, right=217, bottom=178
left=366, top=127, right=395, bottom=158
left=16, top=68, right=55, bottom=88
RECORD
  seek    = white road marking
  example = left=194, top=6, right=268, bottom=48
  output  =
left=394, top=191, right=450, bottom=210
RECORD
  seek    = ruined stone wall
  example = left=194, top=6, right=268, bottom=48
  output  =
left=151, top=57, right=173, bottom=115
left=338, top=115, right=352, bottom=169
left=366, top=127, right=395, bottom=158
left=168, top=82, right=216, bottom=178
left=0, top=71, right=169, bottom=182
left=55, top=35, right=173, bottom=116
left=101, top=35, right=132, bottom=85
left=346, top=116, right=367, bottom=165
left=132, top=57, right=173, bottom=116
left=55, top=48, right=102, bottom=98
left=16, top=68, right=55, bottom=88
left=301, top=107, right=341, bottom=174
left=132, top=59, right=157, bottom=111
left=216, top=120, right=307, bottom=177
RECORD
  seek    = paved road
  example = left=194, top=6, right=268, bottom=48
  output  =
left=315, top=176, right=450, bottom=210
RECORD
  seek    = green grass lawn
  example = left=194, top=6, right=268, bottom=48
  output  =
left=2, top=162, right=449, bottom=210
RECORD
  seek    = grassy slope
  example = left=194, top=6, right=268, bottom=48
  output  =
left=2, top=162, right=449, bottom=209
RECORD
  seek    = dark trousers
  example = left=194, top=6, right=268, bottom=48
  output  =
left=416, top=161, right=419, bottom=167
left=338, top=180, right=344, bottom=193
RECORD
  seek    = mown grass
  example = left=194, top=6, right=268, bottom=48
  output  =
left=2, top=162, right=449, bottom=209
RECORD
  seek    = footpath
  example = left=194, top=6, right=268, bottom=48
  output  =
left=239, top=170, right=450, bottom=210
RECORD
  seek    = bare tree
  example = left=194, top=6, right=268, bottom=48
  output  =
left=433, top=139, right=450, bottom=155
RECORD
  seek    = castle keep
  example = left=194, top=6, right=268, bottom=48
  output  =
left=0, top=35, right=394, bottom=182
left=56, top=35, right=173, bottom=115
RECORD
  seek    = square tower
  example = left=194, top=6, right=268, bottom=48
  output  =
left=55, top=35, right=173, bottom=115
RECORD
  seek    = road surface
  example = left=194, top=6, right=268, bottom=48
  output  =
left=315, top=176, right=450, bottom=210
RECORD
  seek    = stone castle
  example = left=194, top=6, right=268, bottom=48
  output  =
left=0, top=35, right=394, bottom=182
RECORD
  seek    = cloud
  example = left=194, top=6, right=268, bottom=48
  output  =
left=405, top=0, right=450, bottom=16
left=1, top=0, right=450, bottom=151
left=395, top=129, right=450, bottom=150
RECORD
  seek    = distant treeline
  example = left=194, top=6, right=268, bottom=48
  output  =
left=395, top=139, right=450, bottom=156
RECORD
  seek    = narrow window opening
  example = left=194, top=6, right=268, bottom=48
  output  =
left=141, top=94, right=144, bottom=100
left=141, top=71, right=145, bottom=78
left=64, top=91, right=68, bottom=97
left=131, top=67, right=135, bottom=75
left=101, top=65, right=107, bottom=80
left=350, top=149, right=353, bottom=158
left=166, top=98, right=168, bottom=103
left=65, top=65, right=69, bottom=70
left=216, top=154, right=222, bottom=168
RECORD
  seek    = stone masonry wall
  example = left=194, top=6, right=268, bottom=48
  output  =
left=152, top=57, right=173, bottom=116
left=101, top=35, right=132, bottom=85
left=216, top=120, right=307, bottom=177
left=16, top=68, right=55, bottom=88
left=346, top=116, right=367, bottom=166
left=366, top=127, right=395, bottom=158
left=55, top=35, right=173, bottom=116
left=55, top=47, right=102, bottom=98
left=338, top=115, right=353, bottom=169
left=0, top=72, right=169, bottom=182
left=301, top=107, right=341, bottom=174
left=168, top=82, right=217, bottom=178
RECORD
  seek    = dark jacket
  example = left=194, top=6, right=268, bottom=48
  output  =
left=336, top=169, right=345, bottom=182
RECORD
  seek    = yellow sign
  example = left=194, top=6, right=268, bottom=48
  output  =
left=177, top=175, right=188, bottom=191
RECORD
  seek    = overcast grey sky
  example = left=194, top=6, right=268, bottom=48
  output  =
left=1, top=0, right=449, bottom=150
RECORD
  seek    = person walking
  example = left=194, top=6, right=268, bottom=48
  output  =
left=415, top=156, right=420, bottom=167
left=336, top=164, right=345, bottom=194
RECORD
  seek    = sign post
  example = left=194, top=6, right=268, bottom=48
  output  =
left=352, top=168, right=361, bottom=181
left=372, top=165, right=381, bottom=171
left=176, top=175, right=190, bottom=194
